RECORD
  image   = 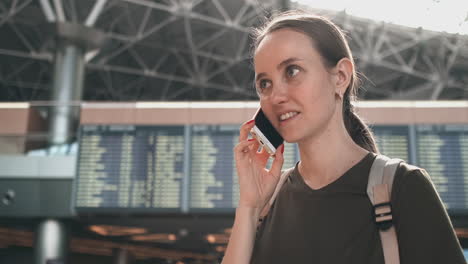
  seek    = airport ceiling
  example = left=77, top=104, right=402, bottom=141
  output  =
left=0, top=0, right=468, bottom=102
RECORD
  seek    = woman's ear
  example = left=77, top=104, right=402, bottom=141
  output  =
left=333, top=58, right=353, bottom=97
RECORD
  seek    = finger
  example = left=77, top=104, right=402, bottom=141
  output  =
left=239, top=119, right=255, bottom=142
left=254, top=146, right=271, bottom=167
left=250, top=139, right=260, bottom=153
left=234, top=139, right=257, bottom=156
left=270, top=144, right=285, bottom=177
left=257, top=145, right=270, bottom=159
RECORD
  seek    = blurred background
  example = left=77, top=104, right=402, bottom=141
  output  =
left=1, top=0, right=468, bottom=263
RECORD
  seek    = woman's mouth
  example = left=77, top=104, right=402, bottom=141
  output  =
left=279, top=111, right=300, bottom=126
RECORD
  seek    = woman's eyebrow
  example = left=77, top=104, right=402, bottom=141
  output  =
left=255, top=57, right=303, bottom=82
left=277, top=57, right=302, bottom=70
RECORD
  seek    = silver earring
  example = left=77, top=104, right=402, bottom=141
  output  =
left=337, top=91, right=343, bottom=100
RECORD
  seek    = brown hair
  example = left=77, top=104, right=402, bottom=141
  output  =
left=252, top=10, right=379, bottom=153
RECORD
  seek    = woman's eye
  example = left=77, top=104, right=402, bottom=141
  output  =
left=286, top=65, right=300, bottom=78
left=257, top=79, right=271, bottom=91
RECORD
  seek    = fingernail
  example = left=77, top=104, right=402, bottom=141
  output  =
left=281, top=144, right=285, bottom=154
left=247, top=119, right=255, bottom=124
left=248, top=138, right=255, bottom=142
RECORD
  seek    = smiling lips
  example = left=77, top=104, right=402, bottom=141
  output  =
left=279, top=111, right=299, bottom=121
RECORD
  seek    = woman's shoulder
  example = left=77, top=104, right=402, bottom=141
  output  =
left=390, top=160, right=464, bottom=262
left=369, top=153, right=430, bottom=194
left=394, top=161, right=431, bottom=185
left=392, top=160, right=438, bottom=203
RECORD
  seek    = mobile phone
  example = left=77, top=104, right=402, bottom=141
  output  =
left=250, top=108, right=284, bottom=155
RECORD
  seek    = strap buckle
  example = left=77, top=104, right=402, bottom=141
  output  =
left=373, top=202, right=393, bottom=231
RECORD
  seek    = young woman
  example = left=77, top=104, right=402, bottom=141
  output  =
left=222, top=10, right=466, bottom=264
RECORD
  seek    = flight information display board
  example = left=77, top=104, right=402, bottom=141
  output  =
left=74, top=124, right=468, bottom=213
left=373, top=125, right=410, bottom=162
left=189, top=125, right=239, bottom=210
left=416, top=125, right=468, bottom=210
left=189, top=125, right=298, bottom=211
left=75, top=125, right=185, bottom=212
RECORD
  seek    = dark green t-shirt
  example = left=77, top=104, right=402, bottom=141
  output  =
left=250, top=152, right=466, bottom=264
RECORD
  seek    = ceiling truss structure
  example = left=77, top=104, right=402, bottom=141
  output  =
left=312, top=7, right=468, bottom=100
left=0, top=0, right=467, bottom=101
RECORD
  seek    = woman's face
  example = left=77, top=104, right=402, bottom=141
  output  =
left=254, top=28, right=341, bottom=143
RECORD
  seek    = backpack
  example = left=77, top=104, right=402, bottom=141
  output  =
left=259, top=154, right=403, bottom=264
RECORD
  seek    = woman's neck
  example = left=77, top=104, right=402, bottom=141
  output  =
left=297, top=119, right=369, bottom=190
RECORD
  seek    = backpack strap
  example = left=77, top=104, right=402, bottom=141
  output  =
left=367, top=154, right=403, bottom=264
left=259, top=167, right=294, bottom=220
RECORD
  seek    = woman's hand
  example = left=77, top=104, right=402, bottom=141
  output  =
left=234, top=120, right=284, bottom=210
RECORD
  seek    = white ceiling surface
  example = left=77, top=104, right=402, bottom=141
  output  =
left=295, top=0, right=468, bottom=35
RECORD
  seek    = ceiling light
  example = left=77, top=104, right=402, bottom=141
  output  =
left=88, top=225, right=147, bottom=236
left=205, top=234, right=229, bottom=244
left=131, top=233, right=177, bottom=243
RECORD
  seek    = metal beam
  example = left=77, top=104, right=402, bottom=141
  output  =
left=39, top=0, right=56, bottom=22
left=196, top=27, right=229, bottom=50
left=137, top=6, right=152, bottom=36
left=379, top=35, right=411, bottom=68
left=166, top=85, right=192, bottom=100
left=67, top=0, right=78, bottom=22
left=204, top=60, right=237, bottom=80
left=52, top=0, right=66, bottom=22
left=152, top=52, right=170, bottom=72
left=7, top=21, right=36, bottom=52
left=30, top=63, right=49, bottom=99
left=104, top=31, right=247, bottom=63
left=183, top=17, right=200, bottom=76
left=241, top=1, right=275, bottom=24
left=235, top=31, right=249, bottom=59
left=87, top=63, right=248, bottom=95
left=1, top=80, right=49, bottom=90
left=127, top=47, right=148, bottom=70
left=160, top=72, right=174, bottom=100
left=378, top=35, right=436, bottom=60
left=233, top=1, right=250, bottom=24
left=0, top=0, right=33, bottom=27
left=0, top=48, right=52, bottom=61
left=389, top=82, right=435, bottom=100
left=173, top=51, right=195, bottom=78
left=121, top=74, right=144, bottom=93
left=430, top=82, right=445, bottom=100
left=3, top=59, right=34, bottom=81
left=85, top=0, right=108, bottom=27
left=430, top=36, right=463, bottom=99
left=121, top=0, right=252, bottom=33
left=211, top=0, right=231, bottom=23
left=0, top=47, right=251, bottom=99
left=355, top=52, right=433, bottom=81
left=99, top=15, right=177, bottom=64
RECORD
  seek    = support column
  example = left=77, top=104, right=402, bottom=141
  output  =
left=46, top=22, right=105, bottom=148
left=34, top=219, right=68, bottom=264
left=35, top=23, right=106, bottom=264
left=113, top=248, right=134, bottom=264
left=48, top=41, right=85, bottom=146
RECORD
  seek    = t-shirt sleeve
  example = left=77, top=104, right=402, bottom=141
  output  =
left=392, top=167, right=466, bottom=264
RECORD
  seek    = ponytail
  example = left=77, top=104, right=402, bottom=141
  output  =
left=342, top=95, right=379, bottom=153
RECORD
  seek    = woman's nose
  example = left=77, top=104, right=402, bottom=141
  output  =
left=270, top=83, right=288, bottom=105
